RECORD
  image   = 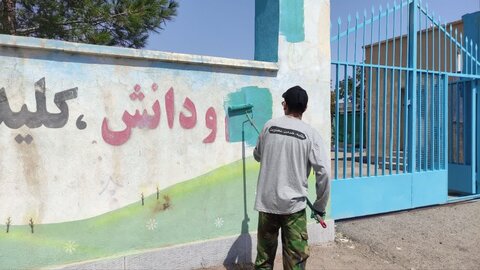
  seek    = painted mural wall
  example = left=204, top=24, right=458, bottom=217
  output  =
left=0, top=0, right=330, bottom=268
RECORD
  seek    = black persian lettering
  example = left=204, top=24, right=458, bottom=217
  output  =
left=0, top=78, right=79, bottom=129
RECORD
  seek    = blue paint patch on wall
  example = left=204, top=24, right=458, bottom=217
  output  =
left=225, top=87, right=272, bottom=146
left=279, top=0, right=305, bottom=43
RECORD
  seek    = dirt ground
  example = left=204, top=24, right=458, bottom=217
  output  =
left=205, top=199, right=480, bottom=270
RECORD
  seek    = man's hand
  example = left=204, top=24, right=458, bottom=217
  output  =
left=310, top=211, right=327, bottom=228
left=310, top=210, right=325, bottom=220
left=306, top=198, right=327, bottom=229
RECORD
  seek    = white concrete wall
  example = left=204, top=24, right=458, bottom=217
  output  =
left=0, top=0, right=330, bottom=226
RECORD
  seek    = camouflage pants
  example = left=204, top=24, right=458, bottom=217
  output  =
left=255, top=209, right=309, bottom=270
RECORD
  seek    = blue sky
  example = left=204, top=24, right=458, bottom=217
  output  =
left=145, top=0, right=479, bottom=60
left=146, top=0, right=255, bottom=59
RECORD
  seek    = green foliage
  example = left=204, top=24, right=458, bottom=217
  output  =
left=331, top=66, right=365, bottom=144
left=0, top=0, right=178, bottom=48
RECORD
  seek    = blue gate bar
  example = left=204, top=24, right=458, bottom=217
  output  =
left=454, top=81, right=457, bottom=163
left=444, top=75, right=448, bottom=169
left=426, top=3, right=429, bottom=69
left=470, top=81, right=476, bottom=188
left=476, top=80, right=480, bottom=189
left=455, top=29, right=462, bottom=163
left=360, top=10, right=367, bottom=178
left=404, top=3, right=410, bottom=173
left=449, top=25, right=453, bottom=73
left=457, top=81, right=461, bottom=163
left=433, top=74, right=437, bottom=169
left=460, top=32, right=463, bottom=72
left=389, top=2, right=396, bottom=175
left=457, top=81, right=460, bottom=164
left=375, top=5, right=382, bottom=176
left=434, top=21, right=447, bottom=170
left=475, top=43, right=478, bottom=74
left=453, top=26, right=457, bottom=73
left=426, top=71, right=429, bottom=170
left=427, top=70, right=430, bottom=170
left=474, top=44, right=479, bottom=75
left=425, top=5, right=429, bottom=171
left=407, top=0, right=418, bottom=173
left=397, top=2, right=404, bottom=174
left=367, top=6, right=374, bottom=177
left=432, top=73, right=435, bottom=169
left=471, top=40, right=474, bottom=74
left=438, top=75, right=448, bottom=167
left=436, top=55, right=439, bottom=169
left=444, top=22, right=447, bottom=72
left=449, top=82, right=452, bottom=162
left=417, top=4, right=423, bottom=171
left=334, top=18, right=341, bottom=179
left=404, top=69, right=408, bottom=172
left=382, top=4, right=389, bottom=175
left=432, top=23, right=435, bottom=169
left=343, top=15, right=350, bottom=179
left=352, top=13, right=359, bottom=178
left=466, top=37, right=469, bottom=74
left=473, top=44, right=478, bottom=75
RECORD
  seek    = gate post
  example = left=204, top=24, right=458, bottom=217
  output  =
left=407, top=0, right=418, bottom=172
left=444, top=75, right=449, bottom=170
left=255, top=0, right=279, bottom=62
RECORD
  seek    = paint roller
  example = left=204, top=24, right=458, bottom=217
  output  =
left=228, top=103, right=254, bottom=113
left=227, top=103, right=260, bottom=134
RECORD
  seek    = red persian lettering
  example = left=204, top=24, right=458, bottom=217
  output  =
left=179, top=97, right=197, bottom=129
left=165, top=87, right=175, bottom=129
left=203, top=107, right=217, bottom=143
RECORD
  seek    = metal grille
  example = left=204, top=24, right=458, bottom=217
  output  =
left=330, top=0, right=478, bottom=180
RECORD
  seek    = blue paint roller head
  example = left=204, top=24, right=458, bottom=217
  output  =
left=228, top=103, right=254, bottom=113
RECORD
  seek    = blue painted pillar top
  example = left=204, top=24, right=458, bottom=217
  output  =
left=461, top=11, right=480, bottom=73
left=254, top=0, right=306, bottom=62
left=255, top=0, right=279, bottom=62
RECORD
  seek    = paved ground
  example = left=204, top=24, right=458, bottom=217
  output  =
left=206, top=198, right=480, bottom=269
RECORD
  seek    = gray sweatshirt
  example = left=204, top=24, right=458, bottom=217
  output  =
left=253, top=115, right=330, bottom=215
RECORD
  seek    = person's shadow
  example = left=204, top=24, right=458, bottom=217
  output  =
left=223, top=218, right=253, bottom=269
left=223, top=119, right=255, bottom=269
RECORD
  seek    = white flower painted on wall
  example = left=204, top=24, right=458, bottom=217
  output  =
left=214, top=217, right=224, bottom=228
left=64, top=240, right=78, bottom=254
left=146, top=218, right=158, bottom=231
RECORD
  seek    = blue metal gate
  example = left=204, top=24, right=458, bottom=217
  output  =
left=448, top=78, right=478, bottom=195
left=330, top=0, right=480, bottom=219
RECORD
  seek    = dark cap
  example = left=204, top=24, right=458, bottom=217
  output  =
left=282, top=86, right=308, bottom=113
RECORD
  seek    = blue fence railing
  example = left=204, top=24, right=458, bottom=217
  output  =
left=330, top=0, right=479, bottom=180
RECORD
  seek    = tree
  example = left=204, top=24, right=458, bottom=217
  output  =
left=336, top=66, right=364, bottom=105
left=331, top=66, right=366, bottom=145
left=0, top=0, right=178, bottom=48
